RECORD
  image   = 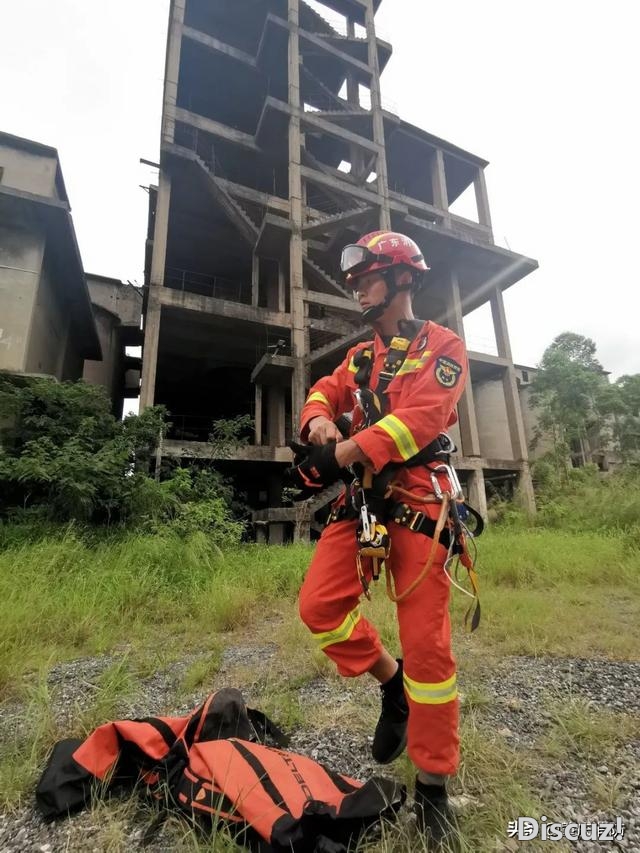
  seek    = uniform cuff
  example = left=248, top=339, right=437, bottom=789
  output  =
left=351, top=429, right=388, bottom=473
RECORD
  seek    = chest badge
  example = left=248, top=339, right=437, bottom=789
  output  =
left=435, top=356, right=462, bottom=388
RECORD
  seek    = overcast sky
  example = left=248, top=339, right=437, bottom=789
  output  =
left=2, top=0, right=638, bottom=378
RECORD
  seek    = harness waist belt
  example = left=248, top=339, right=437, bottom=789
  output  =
left=328, top=501, right=451, bottom=549
left=388, top=502, right=451, bottom=548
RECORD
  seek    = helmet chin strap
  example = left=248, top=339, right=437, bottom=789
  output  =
left=358, top=271, right=412, bottom=324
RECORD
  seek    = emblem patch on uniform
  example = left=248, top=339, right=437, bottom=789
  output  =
left=435, top=357, right=462, bottom=388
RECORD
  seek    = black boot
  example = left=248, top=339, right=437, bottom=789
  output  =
left=371, top=659, right=409, bottom=764
left=414, top=779, right=458, bottom=850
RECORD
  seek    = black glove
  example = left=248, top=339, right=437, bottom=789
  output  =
left=285, top=441, right=343, bottom=500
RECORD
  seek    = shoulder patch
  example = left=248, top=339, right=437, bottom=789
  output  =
left=435, top=356, right=462, bottom=388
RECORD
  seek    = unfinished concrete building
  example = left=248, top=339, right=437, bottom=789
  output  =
left=140, top=0, right=538, bottom=540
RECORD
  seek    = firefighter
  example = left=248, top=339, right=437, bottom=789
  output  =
left=289, top=231, right=469, bottom=847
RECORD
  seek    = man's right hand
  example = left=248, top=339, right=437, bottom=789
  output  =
left=284, top=442, right=343, bottom=499
left=308, top=416, right=343, bottom=446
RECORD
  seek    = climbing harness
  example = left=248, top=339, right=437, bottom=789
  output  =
left=332, top=324, right=483, bottom=630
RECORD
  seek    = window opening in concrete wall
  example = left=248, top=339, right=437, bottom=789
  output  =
left=449, top=182, right=479, bottom=223
left=303, top=102, right=320, bottom=112
left=258, top=258, right=280, bottom=310
left=337, top=160, right=351, bottom=173
left=463, top=301, right=498, bottom=356
left=366, top=171, right=377, bottom=183
left=359, top=85, right=371, bottom=110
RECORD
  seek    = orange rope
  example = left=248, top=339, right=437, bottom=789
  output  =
left=385, top=482, right=440, bottom=504
left=385, top=493, right=451, bottom=603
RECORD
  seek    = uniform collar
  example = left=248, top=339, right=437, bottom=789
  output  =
left=373, top=319, right=429, bottom=357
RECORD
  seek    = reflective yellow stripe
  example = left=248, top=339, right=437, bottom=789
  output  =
left=348, top=349, right=372, bottom=373
left=312, top=608, right=361, bottom=650
left=403, top=672, right=458, bottom=705
left=396, top=350, right=433, bottom=376
left=306, top=391, right=334, bottom=416
left=367, top=232, right=392, bottom=248
left=376, top=414, right=420, bottom=460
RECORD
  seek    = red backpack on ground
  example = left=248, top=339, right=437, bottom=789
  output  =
left=36, top=688, right=405, bottom=852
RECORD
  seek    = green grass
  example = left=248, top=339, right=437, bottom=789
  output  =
left=0, top=523, right=638, bottom=848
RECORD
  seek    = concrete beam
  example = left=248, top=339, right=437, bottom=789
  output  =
left=170, top=105, right=260, bottom=152
left=304, top=290, right=361, bottom=315
left=308, top=327, right=368, bottom=364
left=467, top=351, right=510, bottom=368
left=300, top=108, right=379, bottom=154
left=163, top=440, right=292, bottom=462
left=301, top=164, right=381, bottom=206
left=181, top=25, right=256, bottom=67
left=302, top=205, right=374, bottom=238
left=309, top=316, right=360, bottom=335
left=251, top=353, right=296, bottom=384
left=158, top=287, right=290, bottom=329
left=217, top=176, right=289, bottom=215
left=298, top=27, right=373, bottom=77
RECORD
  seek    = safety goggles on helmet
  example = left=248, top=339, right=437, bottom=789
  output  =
left=340, top=244, right=393, bottom=278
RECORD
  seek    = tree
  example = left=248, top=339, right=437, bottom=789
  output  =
left=611, top=374, right=640, bottom=464
left=529, top=333, right=610, bottom=470
left=0, top=374, right=167, bottom=522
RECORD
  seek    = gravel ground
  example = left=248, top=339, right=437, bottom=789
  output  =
left=0, top=648, right=638, bottom=852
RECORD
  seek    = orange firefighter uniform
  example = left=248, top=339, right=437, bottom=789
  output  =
left=298, top=319, right=468, bottom=776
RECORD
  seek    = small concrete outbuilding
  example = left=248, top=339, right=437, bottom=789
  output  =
left=0, top=132, right=101, bottom=380
left=82, top=274, right=143, bottom=417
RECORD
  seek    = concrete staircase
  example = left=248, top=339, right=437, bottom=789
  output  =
left=303, top=256, right=352, bottom=300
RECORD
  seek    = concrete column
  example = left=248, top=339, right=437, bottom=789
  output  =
left=431, top=149, right=451, bottom=226
left=254, top=383, right=263, bottom=445
left=364, top=1, right=391, bottom=230
left=515, top=461, right=537, bottom=514
left=277, top=265, right=286, bottom=313
left=255, top=524, right=267, bottom=544
left=345, top=19, right=365, bottom=180
left=161, top=0, right=186, bottom=144
left=490, top=286, right=527, bottom=461
left=140, top=168, right=172, bottom=410
left=446, top=271, right=482, bottom=457
left=466, top=469, right=487, bottom=521
left=149, top=171, right=171, bottom=288
left=270, top=523, right=285, bottom=545
left=251, top=254, right=260, bottom=307
left=139, top=292, right=161, bottom=410
left=474, top=168, right=493, bottom=233
left=288, top=0, right=309, bottom=431
left=490, top=287, right=535, bottom=512
left=267, top=385, right=286, bottom=447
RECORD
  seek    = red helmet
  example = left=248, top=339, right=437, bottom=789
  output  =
left=340, top=231, right=429, bottom=286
